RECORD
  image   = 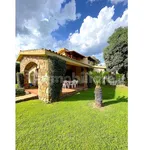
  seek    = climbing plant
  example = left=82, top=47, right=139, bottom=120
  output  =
left=49, top=56, right=66, bottom=102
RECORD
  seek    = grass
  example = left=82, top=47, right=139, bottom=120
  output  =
left=16, top=85, right=128, bottom=150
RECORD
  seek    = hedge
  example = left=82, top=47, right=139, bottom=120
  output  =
left=16, top=88, right=25, bottom=97
left=16, top=62, right=20, bottom=73
left=16, top=72, right=24, bottom=88
left=49, top=56, right=66, bottom=102
left=105, top=73, right=125, bottom=86
left=16, top=62, right=20, bottom=84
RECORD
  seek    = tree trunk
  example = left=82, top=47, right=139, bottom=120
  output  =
left=94, top=85, right=103, bottom=107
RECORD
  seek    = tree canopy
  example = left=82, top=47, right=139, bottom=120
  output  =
left=103, top=27, right=128, bottom=80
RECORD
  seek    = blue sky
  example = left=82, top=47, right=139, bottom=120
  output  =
left=52, top=0, right=127, bottom=41
left=16, top=0, right=128, bottom=64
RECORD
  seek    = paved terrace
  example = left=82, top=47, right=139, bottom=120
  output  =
left=16, top=86, right=87, bottom=103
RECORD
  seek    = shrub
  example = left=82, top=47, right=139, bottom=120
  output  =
left=16, top=74, right=17, bottom=84
left=16, top=73, right=24, bottom=88
left=16, top=62, right=20, bottom=73
left=105, top=72, right=125, bottom=86
left=49, top=56, right=66, bottom=102
left=16, top=88, right=25, bottom=97
left=16, top=62, right=20, bottom=84
left=16, top=84, right=19, bottom=89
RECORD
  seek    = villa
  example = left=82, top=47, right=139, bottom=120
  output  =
left=16, top=48, right=106, bottom=102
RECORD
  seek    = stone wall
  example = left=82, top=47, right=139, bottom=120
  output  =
left=19, top=55, right=88, bottom=102
left=20, top=56, right=51, bottom=102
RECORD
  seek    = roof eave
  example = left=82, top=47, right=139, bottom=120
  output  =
left=16, top=49, right=93, bottom=68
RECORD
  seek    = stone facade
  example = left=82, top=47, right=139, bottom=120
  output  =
left=20, top=56, right=51, bottom=102
left=20, top=54, right=89, bottom=103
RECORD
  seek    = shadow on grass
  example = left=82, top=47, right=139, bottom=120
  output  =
left=102, top=85, right=116, bottom=100
left=62, top=89, right=94, bottom=102
left=62, top=85, right=117, bottom=102
left=103, top=96, right=128, bottom=107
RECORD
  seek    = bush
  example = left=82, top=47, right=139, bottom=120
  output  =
left=16, top=74, right=17, bottom=84
left=49, top=56, right=66, bottom=102
left=16, top=88, right=25, bottom=97
left=16, top=73, right=24, bottom=88
left=105, top=73, right=125, bottom=86
left=16, top=62, right=20, bottom=73
left=16, top=62, right=20, bottom=84
left=16, top=84, right=19, bottom=89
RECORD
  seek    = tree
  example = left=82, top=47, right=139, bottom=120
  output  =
left=88, top=71, right=108, bottom=107
left=103, top=27, right=128, bottom=82
left=89, top=71, right=123, bottom=108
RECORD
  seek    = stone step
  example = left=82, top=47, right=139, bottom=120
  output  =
left=16, top=94, right=38, bottom=103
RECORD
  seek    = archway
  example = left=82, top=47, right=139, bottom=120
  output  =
left=24, top=62, right=38, bottom=89
left=29, top=71, right=34, bottom=84
left=20, top=56, right=51, bottom=102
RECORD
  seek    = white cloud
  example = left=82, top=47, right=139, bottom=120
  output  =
left=88, top=0, right=98, bottom=3
left=110, top=0, right=127, bottom=5
left=66, top=6, right=128, bottom=58
left=87, top=0, right=127, bottom=5
left=16, top=0, right=80, bottom=55
left=16, top=2, right=128, bottom=64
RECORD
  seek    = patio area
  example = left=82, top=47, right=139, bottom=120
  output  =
left=25, top=85, right=87, bottom=99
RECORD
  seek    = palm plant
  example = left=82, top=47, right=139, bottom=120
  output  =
left=88, top=71, right=108, bottom=107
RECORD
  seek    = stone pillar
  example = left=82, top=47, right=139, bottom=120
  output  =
left=38, top=58, right=51, bottom=103
left=84, top=67, right=88, bottom=88
left=34, top=68, right=38, bottom=87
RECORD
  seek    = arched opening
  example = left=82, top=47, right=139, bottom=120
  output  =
left=24, top=62, right=38, bottom=95
left=29, top=71, right=34, bottom=84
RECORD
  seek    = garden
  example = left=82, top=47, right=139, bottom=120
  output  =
left=16, top=27, right=128, bottom=150
left=16, top=85, right=128, bottom=150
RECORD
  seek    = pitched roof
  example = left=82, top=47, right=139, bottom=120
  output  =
left=16, top=48, right=92, bottom=68
left=57, top=48, right=85, bottom=58
left=57, top=48, right=69, bottom=54
left=86, top=56, right=97, bottom=62
left=66, top=50, right=85, bottom=58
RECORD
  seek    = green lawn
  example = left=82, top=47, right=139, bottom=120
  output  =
left=16, top=85, right=128, bottom=150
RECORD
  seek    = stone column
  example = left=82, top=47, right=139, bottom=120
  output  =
left=34, top=68, right=38, bottom=87
left=84, top=67, right=88, bottom=88
left=38, top=57, right=51, bottom=103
